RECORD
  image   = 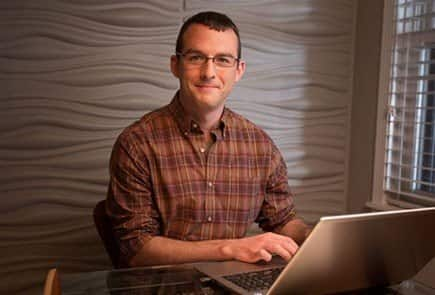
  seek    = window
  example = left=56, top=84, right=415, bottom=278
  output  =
left=379, top=0, right=435, bottom=207
left=419, top=48, right=435, bottom=193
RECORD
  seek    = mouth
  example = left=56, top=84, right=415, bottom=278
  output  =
left=196, top=84, right=219, bottom=90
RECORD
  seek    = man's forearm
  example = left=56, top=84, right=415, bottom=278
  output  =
left=129, top=236, right=233, bottom=267
left=128, top=230, right=302, bottom=267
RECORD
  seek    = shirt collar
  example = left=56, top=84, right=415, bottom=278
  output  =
left=168, top=91, right=229, bottom=137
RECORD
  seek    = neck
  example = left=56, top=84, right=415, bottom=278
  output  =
left=193, top=108, right=223, bottom=131
left=179, top=97, right=224, bottom=131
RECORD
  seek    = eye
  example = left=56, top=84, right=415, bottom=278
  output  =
left=187, top=54, right=205, bottom=63
left=215, top=56, right=233, bottom=65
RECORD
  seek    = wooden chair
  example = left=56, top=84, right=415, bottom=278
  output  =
left=93, top=199, right=120, bottom=268
left=43, top=268, right=61, bottom=295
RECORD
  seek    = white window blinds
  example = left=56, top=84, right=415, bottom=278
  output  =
left=385, top=0, right=435, bottom=205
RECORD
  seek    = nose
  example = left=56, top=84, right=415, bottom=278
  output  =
left=200, top=58, right=216, bottom=80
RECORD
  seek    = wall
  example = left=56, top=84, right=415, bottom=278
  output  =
left=0, top=1, right=356, bottom=294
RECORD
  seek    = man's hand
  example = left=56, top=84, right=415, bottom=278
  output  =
left=221, top=232, right=299, bottom=263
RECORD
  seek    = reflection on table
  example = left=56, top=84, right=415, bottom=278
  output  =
left=60, top=263, right=435, bottom=295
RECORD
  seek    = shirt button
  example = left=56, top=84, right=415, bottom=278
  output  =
left=207, top=216, right=212, bottom=222
left=184, top=131, right=188, bottom=136
left=200, top=147, right=205, bottom=153
left=208, top=182, right=213, bottom=187
left=193, top=123, right=198, bottom=128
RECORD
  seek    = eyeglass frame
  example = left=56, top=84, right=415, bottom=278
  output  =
left=175, top=51, right=240, bottom=68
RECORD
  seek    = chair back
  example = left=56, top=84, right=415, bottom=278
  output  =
left=93, top=200, right=120, bottom=268
left=43, top=268, right=61, bottom=295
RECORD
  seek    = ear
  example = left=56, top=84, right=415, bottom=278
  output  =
left=234, top=60, right=246, bottom=82
left=170, top=55, right=180, bottom=78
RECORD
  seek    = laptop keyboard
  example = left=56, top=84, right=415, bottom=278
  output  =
left=223, top=267, right=284, bottom=291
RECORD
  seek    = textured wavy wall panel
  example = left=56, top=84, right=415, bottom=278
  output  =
left=0, top=1, right=355, bottom=294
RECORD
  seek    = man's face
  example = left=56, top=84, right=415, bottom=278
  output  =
left=171, top=23, right=245, bottom=112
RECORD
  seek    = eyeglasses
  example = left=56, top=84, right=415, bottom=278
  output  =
left=176, top=52, right=239, bottom=68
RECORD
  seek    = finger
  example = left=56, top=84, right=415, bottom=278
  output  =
left=263, top=235, right=299, bottom=260
left=258, top=249, right=273, bottom=262
left=288, top=237, right=299, bottom=251
left=280, top=238, right=299, bottom=256
left=268, top=244, right=292, bottom=261
left=269, top=232, right=299, bottom=247
left=272, top=234, right=299, bottom=254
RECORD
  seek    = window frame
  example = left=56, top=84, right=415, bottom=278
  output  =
left=371, top=0, right=435, bottom=210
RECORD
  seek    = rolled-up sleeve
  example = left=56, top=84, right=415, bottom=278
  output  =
left=106, top=134, right=160, bottom=266
left=256, top=144, right=296, bottom=232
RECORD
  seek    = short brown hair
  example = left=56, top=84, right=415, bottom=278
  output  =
left=175, top=11, right=242, bottom=59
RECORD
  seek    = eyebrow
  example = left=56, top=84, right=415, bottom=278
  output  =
left=183, top=48, right=237, bottom=57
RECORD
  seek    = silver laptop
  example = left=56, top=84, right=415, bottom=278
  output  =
left=195, top=207, right=435, bottom=295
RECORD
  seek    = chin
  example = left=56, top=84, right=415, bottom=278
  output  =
left=192, top=94, right=221, bottom=107
left=181, top=89, right=225, bottom=110
left=200, top=97, right=225, bottom=109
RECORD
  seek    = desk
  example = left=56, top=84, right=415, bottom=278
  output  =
left=61, top=264, right=217, bottom=295
left=61, top=264, right=434, bottom=295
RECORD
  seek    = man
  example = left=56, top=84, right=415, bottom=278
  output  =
left=106, top=11, right=310, bottom=268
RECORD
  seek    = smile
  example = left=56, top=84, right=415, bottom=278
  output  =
left=196, top=84, right=219, bottom=89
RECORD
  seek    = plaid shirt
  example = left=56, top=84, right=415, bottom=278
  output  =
left=106, top=93, right=296, bottom=265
